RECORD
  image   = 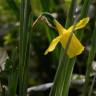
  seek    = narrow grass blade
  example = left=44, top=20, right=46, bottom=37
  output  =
left=88, top=75, right=96, bottom=96
left=82, top=18, right=96, bottom=96
left=19, top=0, right=31, bottom=95
left=7, top=48, right=18, bottom=96
left=79, top=0, right=91, bottom=19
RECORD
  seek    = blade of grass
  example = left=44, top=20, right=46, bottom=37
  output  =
left=19, top=0, right=31, bottom=95
left=79, top=0, right=91, bottom=19
left=82, top=17, right=96, bottom=96
left=7, top=48, right=18, bottom=96
left=88, top=75, right=96, bottom=96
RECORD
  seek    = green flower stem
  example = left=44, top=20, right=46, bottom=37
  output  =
left=48, top=0, right=91, bottom=96
left=48, top=0, right=77, bottom=96
left=65, top=0, right=91, bottom=96
left=19, top=0, right=31, bottom=95
left=54, top=16, right=79, bottom=96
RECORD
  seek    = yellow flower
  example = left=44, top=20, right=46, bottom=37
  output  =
left=44, top=17, right=89, bottom=58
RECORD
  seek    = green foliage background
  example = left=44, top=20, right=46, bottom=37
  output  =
left=0, top=0, right=96, bottom=96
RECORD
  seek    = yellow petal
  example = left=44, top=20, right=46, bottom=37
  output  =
left=54, top=20, right=67, bottom=35
left=44, top=35, right=62, bottom=55
left=45, top=17, right=88, bottom=57
left=60, top=32, right=84, bottom=58
left=68, top=17, right=89, bottom=32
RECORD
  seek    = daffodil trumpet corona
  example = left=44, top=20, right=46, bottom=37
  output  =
left=44, top=13, right=89, bottom=58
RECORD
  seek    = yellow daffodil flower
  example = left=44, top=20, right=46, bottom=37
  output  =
left=44, top=17, right=89, bottom=58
